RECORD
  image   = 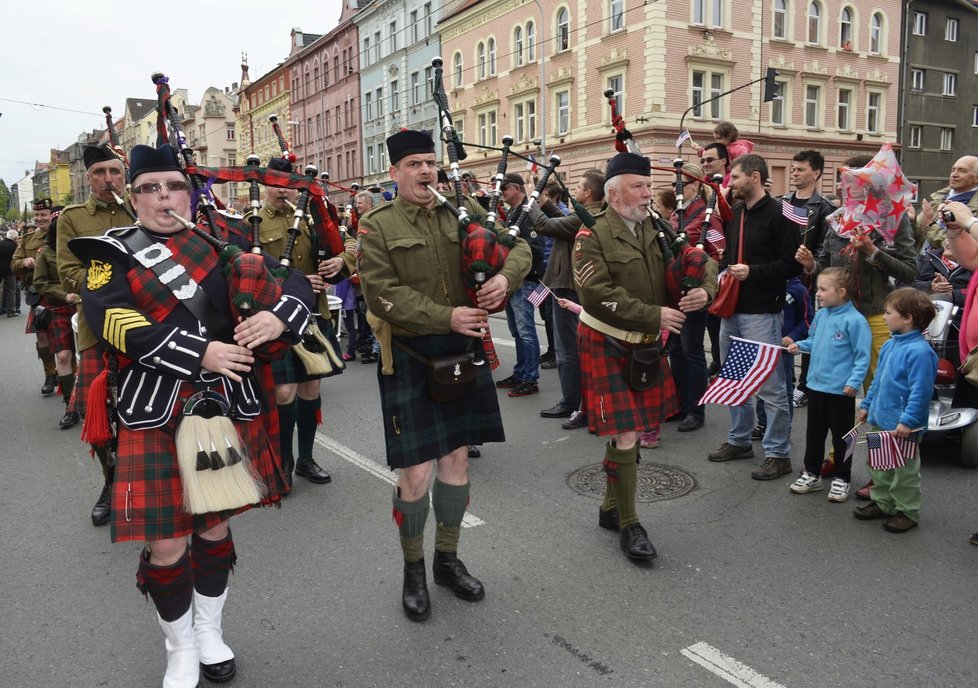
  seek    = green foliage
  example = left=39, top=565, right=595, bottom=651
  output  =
left=0, top=179, right=10, bottom=213
left=5, top=208, right=20, bottom=221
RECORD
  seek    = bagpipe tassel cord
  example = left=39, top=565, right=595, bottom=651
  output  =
left=79, top=368, right=111, bottom=447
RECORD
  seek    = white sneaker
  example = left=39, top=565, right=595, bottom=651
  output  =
left=827, top=478, right=850, bottom=502
left=792, top=389, right=808, bottom=408
left=789, top=471, right=822, bottom=494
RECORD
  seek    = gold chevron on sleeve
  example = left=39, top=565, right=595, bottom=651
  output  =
left=103, top=308, right=151, bottom=353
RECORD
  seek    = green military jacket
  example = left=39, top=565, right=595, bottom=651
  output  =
left=58, top=194, right=135, bottom=351
left=33, top=244, right=69, bottom=305
left=358, top=194, right=532, bottom=335
left=574, top=206, right=718, bottom=335
left=11, top=227, right=47, bottom=286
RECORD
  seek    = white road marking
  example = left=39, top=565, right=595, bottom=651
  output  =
left=680, top=642, right=786, bottom=688
left=314, top=434, right=486, bottom=528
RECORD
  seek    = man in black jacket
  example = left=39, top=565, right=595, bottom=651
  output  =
left=0, top=228, right=19, bottom=315
left=707, top=154, right=803, bottom=479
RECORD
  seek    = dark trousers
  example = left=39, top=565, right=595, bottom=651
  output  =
left=668, top=309, right=708, bottom=420
left=1, top=275, right=16, bottom=312
left=797, top=354, right=810, bottom=394
left=707, top=313, right=721, bottom=373
left=804, top=389, right=855, bottom=481
left=539, top=297, right=555, bottom=355
left=552, top=288, right=581, bottom=409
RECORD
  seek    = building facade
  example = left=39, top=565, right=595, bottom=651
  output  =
left=235, top=59, right=292, bottom=210
left=182, top=87, right=240, bottom=206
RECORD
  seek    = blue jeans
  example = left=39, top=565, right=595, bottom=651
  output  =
left=505, top=281, right=541, bottom=383
left=719, top=313, right=792, bottom=458
left=552, top=287, right=581, bottom=408
left=668, top=309, right=708, bottom=421
left=756, top=352, right=795, bottom=426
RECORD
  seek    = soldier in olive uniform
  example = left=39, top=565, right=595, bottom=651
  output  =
left=57, top=145, right=133, bottom=525
left=12, top=198, right=57, bottom=395
left=574, top=152, right=716, bottom=565
left=358, top=130, right=531, bottom=621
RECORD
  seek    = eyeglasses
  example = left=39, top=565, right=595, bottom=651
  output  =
left=132, top=180, right=192, bottom=195
left=700, top=157, right=718, bottom=164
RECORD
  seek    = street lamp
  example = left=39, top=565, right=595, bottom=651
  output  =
left=531, top=0, right=547, bottom=158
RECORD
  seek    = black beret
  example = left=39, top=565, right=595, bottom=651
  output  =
left=437, top=169, right=449, bottom=185
left=503, top=172, right=525, bottom=187
left=83, top=144, right=118, bottom=169
left=605, top=152, right=651, bottom=180
left=267, top=157, right=293, bottom=174
left=386, top=130, right=434, bottom=165
left=129, top=144, right=184, bottom=183
left=32, top=198, right=53, bottom=211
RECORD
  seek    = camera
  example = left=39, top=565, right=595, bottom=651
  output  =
left=941, top=210, right=956, bottom=224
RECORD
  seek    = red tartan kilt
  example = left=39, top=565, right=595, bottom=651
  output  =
left=70, top=345, right=105, bottom=415
left=577, top=323, right=678, bottom=437
left=44, top=305, right=75, bottom=353
left=110, top=379, right=285, bottom=543
left=24, top=306, right=37, bottom=334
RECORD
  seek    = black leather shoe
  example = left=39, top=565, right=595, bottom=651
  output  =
left=402, top=559, right=431, bottom=621
left=41, top=375, right=56, bottom=396
left=598, top=507, right=619, bottom=532
left=295, top=457, right=331, bottom=484
left=540, top=403, right=574, bottom=418
left=91, top=482, right=111, bottom=526
left=59, top=411, right=81, bottom=429
left=432, top=550, right=485, bottom=601
left=467, top=445, right=481, bottom=458
left=677, top=416, right=704, bottom=433
left=619, top=523, right=657, bottom=562
left=201, top=658, right=236, bottom=683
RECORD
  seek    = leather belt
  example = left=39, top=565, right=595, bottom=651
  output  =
left=579, top=310, right=658, bottom=345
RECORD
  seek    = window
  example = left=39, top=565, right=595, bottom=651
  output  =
left=526, top=22, right=536, bottom=62
left=454, top=118, right=464, bottom=147
left=316, top=113, right=322, bottom=140
left=556, top=91, right=570, bottom=134
left=367, top=146, right=375, bottom=175
left=556, top=8, right=570, bottom=51
left=514, top=27, right=524, bottom=67
left=837, top=88, right=851, bottom=130
left=869, top=13, right=882, bottom=54
left=410, top=10, right=418, bottom=43
left=840, top=7, right=852, bottom=49
left=477, top=111, right=497, bottom=146
left=909, top=125, right=921, bottom=147
left=694, top=0, right=704, bottom=25
left=389, top=21, right=398, bottom=52
left=425, top=66, right=433, bottom=99
left=424, top=3, right=432, bottom=36
left=867, top=92, right=881, bottom=134
left=943, top=72, right=957, bottom=97
left=373, top=31, right=381, bottom=62
left=691, top=70, right=723, bottom=119
left=378, top=142, right=386, bottom=171
left=807, top=2, right=821, bottom=44
left=773, top=0, right=787, bottom=39
left=514, top=100, right=537, bottom=143
left=912, top=11, right=927, bottom=36
left=973, top=107, right=978, bottom=127
left=975, top=52, right=978, bottom=75
left=390, top=79, right=399, bottom=112
left=805, top=84, right=821, bottom=128
left=376, top=87, right=384, bottom=118
left=365, top=92, right=373, bottom=120
left=770, top=79, right=786, bottom=125
left=453, top=53, right=463, bottom=88
left=477, top=42, right=486, bottom=80
left=411, top=72, right=420, bottom=105
left=911, top=69, right=924, bottom=92
left=226, top=123, right=235, bottom=141
left=946, top=17, right=959, bottom=42
left=610, top=0, right=624, bottom=32
left=693, top=0, right=723, bottom=27
left=488, top=38, right=497, bottom=75
left=941, top=127, right=953, bottom=151
left=606, top=74, right=623, bottom=114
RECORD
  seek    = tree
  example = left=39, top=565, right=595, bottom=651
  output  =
left=0, top=179, right=10, bottom=213
left=5, top=208, right=20, bottom=221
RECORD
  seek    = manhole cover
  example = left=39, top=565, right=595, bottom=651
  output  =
left=566, top=462, right=696, bottom=503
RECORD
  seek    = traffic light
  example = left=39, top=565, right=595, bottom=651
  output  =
left=763, top=68, right=780, bottom=102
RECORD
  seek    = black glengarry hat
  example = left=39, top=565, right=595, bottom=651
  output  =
left=83, top=144, right=119, bottom=169
left=605, top=152, right=651, bottom=180
left=386, top=130, right=435, bottom=165
left=267, top=157, right=293, bottom=174
left=128, top=145, right=184, bottom=183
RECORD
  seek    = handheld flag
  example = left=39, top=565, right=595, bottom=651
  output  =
left=527, top=282, right=552, bottom=308
left=699, top=337, right=782, bottom=407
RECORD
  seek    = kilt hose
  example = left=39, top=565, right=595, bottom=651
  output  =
left=44, top=304, right=75, bottom=354
left=380, top=334, right=505, bottom=469
left=69, top=344, right=104, bottom=415
left=578, top=324, right=678, bottom=437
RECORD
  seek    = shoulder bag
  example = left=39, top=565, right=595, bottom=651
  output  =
left=708, top=209, right=744, bottom=318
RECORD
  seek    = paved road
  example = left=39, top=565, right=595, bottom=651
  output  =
left=1, top=313, right=976, bottom=688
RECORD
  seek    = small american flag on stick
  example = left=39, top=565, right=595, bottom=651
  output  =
left=527, top=282, right=552, bottom=308
left=866, top=431, right=918, bottom=470
left=698, top=337, right=782, bottom=407
left=781, top=199, right=808, bottom=227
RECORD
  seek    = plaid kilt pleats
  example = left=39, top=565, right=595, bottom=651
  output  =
left=44, top=304, right=75, bottom=354
left=578, top=324, right=678, bottom=437
left=69, top=344, right=104, bottom=415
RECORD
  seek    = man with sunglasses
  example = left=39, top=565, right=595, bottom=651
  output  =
left=700, top=142, right=730, bottom=188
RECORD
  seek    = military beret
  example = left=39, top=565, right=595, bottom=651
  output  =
left=386, top=130, right=434, bottom=165
left=503, top=172, right=525, bottom=188
left=267, top=157, right=293, bottom=174
left=83, top=144, right=118, bottom=170
left=129, top=144, right=184, bottom=183
left=32, top=198, right=53, bottom=211
left=437, top=169, right=449, bottom=185
left=605, top=152, right=651, bottom=180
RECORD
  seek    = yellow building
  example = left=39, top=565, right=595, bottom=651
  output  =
left=47, top=149, right=71, bottom=205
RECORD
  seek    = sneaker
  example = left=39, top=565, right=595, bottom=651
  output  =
left=969, top=531, right=978, bottom=545
left=853, top=501, right=888, bottom=520
left=855, top=480, right=874, bottom=501
left=792, top=389, right=808, bottom=408
left=639, top=429, right=660, bottom=449
left=495, top=375, right=519, bottom=389
left=789, top=471, right=822, bottom=494
left=342, top=352, right=355, bottom=361
left=540, top=359, right=558, bottom=369
left=561, top=410, right=588, bottom=430
left=827, top=478, right=850, bottom=503
left=751, top=456, right=792, bottom=480
left=540, top=351, right=556, bottom=364
left=751, top=424, right=766, bottom=441
left=708, top=442, right=754, bottom=462
left=508, top=381, right=539, bottom=397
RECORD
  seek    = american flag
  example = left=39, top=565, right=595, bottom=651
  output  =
left=866, top=431, right=918, bottom=470
left=781, top=199, right=809, bottom=227
left=675, top=128, right=691, bottom=148
left=527, top=282, right=551, bottom=308
left=841, top=425, right=860, bottom=464
left=698, top=337, right=782, bottom=407
left=704, top=227, right=726, bottom=251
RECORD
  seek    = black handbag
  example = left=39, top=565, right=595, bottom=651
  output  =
left=24, top=285, right=41, bottom=308
left=394, top=339, right=477, bottom=403
left=32, top=305, right=51, bottom=330
left=606, top=336, right=662, bottom=392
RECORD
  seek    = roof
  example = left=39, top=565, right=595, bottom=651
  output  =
left=441, top=0, right=485, bottom=24
left=124, top=97, right=156, bottom=121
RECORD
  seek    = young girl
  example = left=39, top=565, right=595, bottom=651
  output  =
left=853, top=288, right=938, bottom=532
left=787, top=268, right=871, bottom=501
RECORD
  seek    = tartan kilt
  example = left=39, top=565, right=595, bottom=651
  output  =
left=110, top=381, right=286, bottom=543
left=380, top=334, right=505, bottom=469
left=24, top=306, right=37, bottom=334
left=44, top=304, right=75, bottom=354
left=271, top=316, right=343, bottom=384
left=578, top=323, right=678, bottom=437
left=69, top=345, right=105, bottom=415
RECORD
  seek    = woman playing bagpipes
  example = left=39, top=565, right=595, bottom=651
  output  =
left=70, top=144, right=314, bottom=688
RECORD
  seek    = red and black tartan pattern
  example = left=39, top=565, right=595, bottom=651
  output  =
left=110, top=379, right=286, bottom=543
left=577, top=324, right=678, bottom=437
left=70, top=345, right=105, bottom=415
left=379, top=334, right=505, bottom=469
left=24, top=307, right=37, bottom=334
left=44, top=304, right=76, bottom=354
left=127, top=230, right=219, bottom=323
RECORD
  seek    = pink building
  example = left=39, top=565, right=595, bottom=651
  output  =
left=439, top=0, right=903, bottom=195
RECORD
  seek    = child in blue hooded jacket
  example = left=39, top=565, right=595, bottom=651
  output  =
left=852, top=288, right=937, bottom=532
left=787, top=268, right=871, bottom=501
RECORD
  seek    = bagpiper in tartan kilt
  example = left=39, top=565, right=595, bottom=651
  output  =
left=43, top=304, right=76, bottom=355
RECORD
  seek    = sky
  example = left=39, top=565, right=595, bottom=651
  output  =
left=0, top=0, right=345, bottom=191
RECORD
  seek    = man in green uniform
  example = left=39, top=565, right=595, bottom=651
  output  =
left=57, top=145, right=132, bottom=525
left=358, top=130, right=531, bottom=620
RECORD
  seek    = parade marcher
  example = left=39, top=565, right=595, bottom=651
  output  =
left=12, top=198, right=57, bottom=394
left=357, top=130, right=531, bottom=620
left=0, top=228, right=17, bottom=316
left=73, top=144, right=314, bottom=687
left=58, top=144, right=135, bottom=525
left=574, top=152, right=708, bottom=564
left=31, top=207, right=80, bottom=428
left=251, top=157, right=348, bottom=488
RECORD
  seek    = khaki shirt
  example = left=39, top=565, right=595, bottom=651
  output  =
left=11, top=228, right=47, bottom=285
left=57, top=194, right=135, bottom=351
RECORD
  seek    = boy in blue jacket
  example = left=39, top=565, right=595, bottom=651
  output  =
left=853, top=288, right=938, bottom=532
